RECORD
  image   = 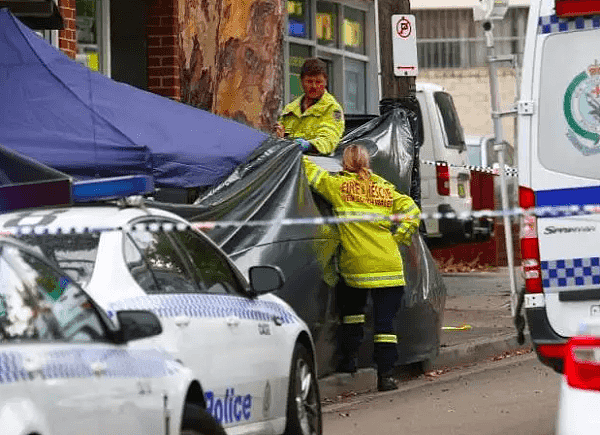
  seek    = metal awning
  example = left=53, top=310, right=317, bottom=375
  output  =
left=0, top=1, right=63, bottom=29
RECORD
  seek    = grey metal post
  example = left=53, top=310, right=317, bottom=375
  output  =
left=484, top=24, right=518, bottom=317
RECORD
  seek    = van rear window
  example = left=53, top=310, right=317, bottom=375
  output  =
left=538, top=29, right=600, bottom=180
left=434, top=92, right=466, bottom=150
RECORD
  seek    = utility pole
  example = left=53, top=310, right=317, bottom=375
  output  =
left=484, top=23, right=518, bottom=317
left=377, top=0, right=414, bottom=99
left=376, top=0, right=421, bottom=206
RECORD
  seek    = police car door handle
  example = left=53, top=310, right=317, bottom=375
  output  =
left=174, top=315, right=191, bottom=328
left=226, top=316, right=240, bottom=327
left=91, top=361, right=107, bottom=376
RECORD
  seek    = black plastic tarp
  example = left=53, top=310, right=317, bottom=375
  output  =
left=154, top=106, right=446, bottom=376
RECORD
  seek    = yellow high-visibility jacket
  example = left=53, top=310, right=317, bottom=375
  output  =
left=303, top=156, right=420, bottom=289
left=279, top=92, right=345, bottom=155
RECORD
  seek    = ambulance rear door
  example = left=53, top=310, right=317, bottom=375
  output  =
left=530, top=7, right=600, bottom=338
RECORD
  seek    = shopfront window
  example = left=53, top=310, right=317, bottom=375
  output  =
left=76, top=0, right=108, bottom=74
left=288, top=0, right=310, bottom=38
left=345, top=59, right=366, bottom=114
left=316, top=2, right=338, bottom=48
left=321, top=58, right=334, bottom=92
left=343, top=6, right=365, bottom=55
left=289, top=44, right=312, bottom=101
left=284, top=1, right=374, bottom=113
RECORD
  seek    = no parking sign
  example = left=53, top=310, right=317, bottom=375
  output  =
left=392, top=14, right=418, bottom=77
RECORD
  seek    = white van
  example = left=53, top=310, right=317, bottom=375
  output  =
left=344, top=83, right=492, bottom=242
left=416, top=82, right=489, bottom=242
left=518, top=0, right=600, bottom=372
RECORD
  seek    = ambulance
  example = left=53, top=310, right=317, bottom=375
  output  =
left=518, top=0, right=600, bottom=372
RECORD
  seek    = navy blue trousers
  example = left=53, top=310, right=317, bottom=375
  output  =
left=337, top=279, right=404, bottom=375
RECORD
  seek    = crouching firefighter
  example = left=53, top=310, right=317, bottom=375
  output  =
left=302, top=144, right=420, bottom=391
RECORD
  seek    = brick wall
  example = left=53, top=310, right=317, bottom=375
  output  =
left=147, top=0, right=180, bottom=100
left=58, top=0, right=77, bottom=59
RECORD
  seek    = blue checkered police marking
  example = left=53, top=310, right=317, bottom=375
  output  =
left=541, top=257, right=600, bottom=288
left=0, top=348, right=179, bottom=384
left=538, top=15, right=600, bottom=34
left=0, top=352, right=28, bottom=384
left=107, top=294, right=297, bottom=325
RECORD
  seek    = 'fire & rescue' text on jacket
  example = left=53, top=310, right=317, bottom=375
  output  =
left=302, top=156, right=420, bottom=288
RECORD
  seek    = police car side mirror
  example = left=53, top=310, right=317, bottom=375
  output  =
left=116, top=310, right=163, bottom=342
left=248, top=265, right=285, bottom=296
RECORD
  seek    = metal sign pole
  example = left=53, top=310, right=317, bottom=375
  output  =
left=484, top=25, right=518, bottom=317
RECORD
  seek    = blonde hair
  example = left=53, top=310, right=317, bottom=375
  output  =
left=342, top=144, right=371, bottom=180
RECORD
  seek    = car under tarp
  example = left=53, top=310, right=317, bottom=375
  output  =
left=154, top=106, right=447, bottom=376
left=0, top=8, right=267, bottom=189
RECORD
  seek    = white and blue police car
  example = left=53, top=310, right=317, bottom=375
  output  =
left=0, top=235, right=225, bottom=435
left=0, top=176, right=322, bottom=435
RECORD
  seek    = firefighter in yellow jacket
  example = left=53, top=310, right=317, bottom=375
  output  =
left=276, top=58, right=344, bottom=155
left=302, top=144, right=420, bottom=391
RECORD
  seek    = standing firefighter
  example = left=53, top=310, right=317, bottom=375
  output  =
left=302, top=144, right=420, bottom=391
left=276, top=58, right=344, bottom=155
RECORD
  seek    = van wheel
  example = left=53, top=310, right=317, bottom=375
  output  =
left=284, top=343, right=322, bottom=435
left=180, top=403, right=226, bottom=435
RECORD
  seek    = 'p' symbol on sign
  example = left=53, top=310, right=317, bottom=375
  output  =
left=396, top=17, right=411, bottom=39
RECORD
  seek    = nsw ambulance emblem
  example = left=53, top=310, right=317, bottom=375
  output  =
left=564, top=60, right=600, bottom=155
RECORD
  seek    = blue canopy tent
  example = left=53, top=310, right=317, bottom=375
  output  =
left=0, top=8, right=268, bottom=189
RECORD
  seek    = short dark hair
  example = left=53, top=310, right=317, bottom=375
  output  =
left=300, top=58, right=328, bottom=79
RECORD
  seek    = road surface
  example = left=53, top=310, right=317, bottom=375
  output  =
left=323, top=352, right=560, bottom=435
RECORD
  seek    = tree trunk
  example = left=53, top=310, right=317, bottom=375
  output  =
left=378, top=0, right=414, bottom=98
left=178, top=0, right=284, bottom=133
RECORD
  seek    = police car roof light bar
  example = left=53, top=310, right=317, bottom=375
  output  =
left=72, top=175, right=154, bottom=203
left=555, top=0, right=600, bottom=17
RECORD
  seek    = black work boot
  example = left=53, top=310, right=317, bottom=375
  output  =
left=377, top=372, right=398, bottom=392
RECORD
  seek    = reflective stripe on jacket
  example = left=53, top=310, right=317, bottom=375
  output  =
left=279, top=92, right=344, bottom=155
left=302, top=156, right=420, bottom=289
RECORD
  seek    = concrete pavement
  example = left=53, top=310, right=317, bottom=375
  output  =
left=318, top=267, right=532, bottom=402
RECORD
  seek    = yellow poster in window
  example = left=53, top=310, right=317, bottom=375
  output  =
left=344, top=19, right=362, bottom=47
left=288, top=0, right=303, bottom=17
left=87, top=52, right=99, bottom=71
left=316, top=13, right=333, bottom=41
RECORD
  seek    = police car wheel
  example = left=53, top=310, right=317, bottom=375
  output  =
left=181, top=403, right=227, bottom=435
left=284, top=343, right=322, bottom=435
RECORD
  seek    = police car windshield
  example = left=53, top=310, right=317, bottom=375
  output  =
left=18, top=234, right=100, bottom=288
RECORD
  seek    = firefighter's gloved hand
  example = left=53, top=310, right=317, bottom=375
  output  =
left=394, top=230, right=414, bottom=246
left=295, top=138, right=312, bottom=153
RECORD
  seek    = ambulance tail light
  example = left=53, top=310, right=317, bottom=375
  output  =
left=555, top=0, right=600, bottom=17
left=565, top=337, right=600, bottom=391
left=519, top=186, right=543, bottom=294
left=436, top=163, right=450, bottom=196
